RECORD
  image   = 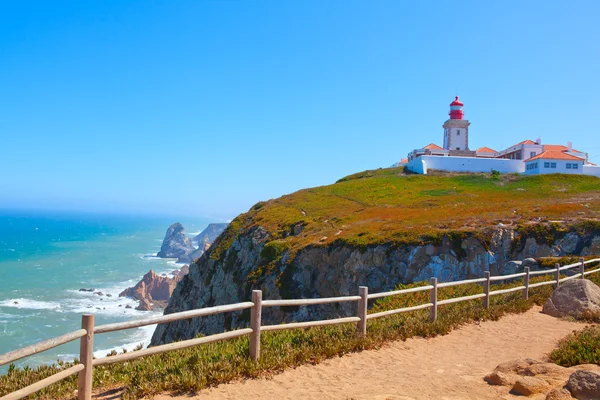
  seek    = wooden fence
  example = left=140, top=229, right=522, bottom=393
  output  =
left=1, top=257, right=599, bottom=400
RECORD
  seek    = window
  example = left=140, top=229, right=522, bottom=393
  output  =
left=456, top=147, right=460, bottom=150
left=456, top=130, right=461, bottom=135
left=551, top=162, right=556, bottom=168
left=530, top=152, right=536, bottom=158
left=544, top=162, right=550, bottom=168
left=573, top=163, right=579, bottom=169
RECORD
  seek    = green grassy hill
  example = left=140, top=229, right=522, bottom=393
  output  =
left=214, top=169, right=600, bottom=260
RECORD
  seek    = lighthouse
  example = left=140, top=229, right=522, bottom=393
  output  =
left=442, top=96, right=471, bottom=151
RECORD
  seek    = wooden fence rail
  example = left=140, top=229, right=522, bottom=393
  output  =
left=1, top=257, right=599, bottom=400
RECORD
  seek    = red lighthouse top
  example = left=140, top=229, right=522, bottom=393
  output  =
left=449, top=96, right=464, bottom=120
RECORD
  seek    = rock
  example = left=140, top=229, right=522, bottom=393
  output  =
left=505, top=260, right=522, bottom=274
left=194, top=223, right=228, bottom=245
left=523, top=363, right=570, bottom=383
left=543, top=279, right=600, bottom=318
left=566, top=370, right=600, bottom=400
left=545, top=387, right=574, bottom=400
left=13, top=301, right=18, bottom=305
left=125, top=305, right=132, bottom=309
left=136, top=299, right=152, bottom=311
left=79, top=288, right=94, bottom=292
left=119, top=270, right=178, bottom=302
left=118, top=305, right=122, bottom=307
left=495, top=358, right=540, bottom=375
left=106, top=294, right=112, bottom=297
left=157, top=223, right=196, bottom=263
left=512, top=376, right=552, bottom=396
left=150, top=223, right=600, bottom=346
left=292, top=223, right=304, bottom=236
left=171, top=265, right=190, bottom=281
left=484, top=371, right=517, bottom=386
left=523, top=258, right=538, bottom=268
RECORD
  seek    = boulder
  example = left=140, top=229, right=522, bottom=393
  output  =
left=543, top=279, right=600, bottom=318
left=566, top=370, right=600, bottom=400
left=136, top=299, right=152, bottom=311
left=523, top=258, right=539, bottom=268
left=545, top=387, right=574, bottom=400
left=495, top=358, right=540, bottom=375
left=484, top=371, right=517, bottom=386
left=79, top=288, right=95, bottom=292
left=512, top=376, right=552, bottom=396
left=157, top=223, right=196, bottom=263
left=119, top=270, right=178, bottom=302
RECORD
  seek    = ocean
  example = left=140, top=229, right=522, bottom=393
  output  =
left=0, top=209, right=214, bottom=371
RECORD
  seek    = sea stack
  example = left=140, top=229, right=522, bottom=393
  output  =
left=157, top=223, right=196, bottom=263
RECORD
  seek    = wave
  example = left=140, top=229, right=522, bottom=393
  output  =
left=93, top=325, right=155, bottom=359
left=0, top=298, right=61, bottom=310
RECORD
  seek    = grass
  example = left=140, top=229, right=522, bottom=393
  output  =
left=3, top=268, right=600, bottom=400
left=212, top=170, right=600, bottom=263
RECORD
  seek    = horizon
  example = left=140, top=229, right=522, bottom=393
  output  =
left=1, top=1, right=599, bottom=220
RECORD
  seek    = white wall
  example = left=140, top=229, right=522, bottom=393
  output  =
left=407, top=155, right=524, bottom=175
left=584, top=165, right=600, bottom=177
left=529, top=160, right=584, bottom=175
left=449, top=127, right=467, bottom=151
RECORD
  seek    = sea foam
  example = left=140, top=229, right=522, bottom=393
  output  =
left=0, top=298, right=61, bottom=311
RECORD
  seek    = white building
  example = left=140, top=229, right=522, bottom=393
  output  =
left=405, top=97, right=597, bottom=177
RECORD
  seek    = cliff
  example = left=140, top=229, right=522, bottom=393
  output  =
left=151, top=170, right=600, bottom=345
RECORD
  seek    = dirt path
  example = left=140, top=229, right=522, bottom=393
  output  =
left=147, top=307, right=587, bottom=400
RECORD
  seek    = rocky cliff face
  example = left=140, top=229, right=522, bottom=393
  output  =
left=194, top=223, right=228, bottom=246
left=151, top=224, right=600, bottom=345
left=157, top=223, right=196, bottom=263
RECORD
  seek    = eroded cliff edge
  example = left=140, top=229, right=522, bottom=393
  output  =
left=151, top=171, right=600, bottom=345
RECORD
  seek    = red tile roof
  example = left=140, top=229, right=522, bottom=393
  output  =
left=527, top=150, right=585, bottom=162
left=400, top=158, right=408, bottom=164
left=512, top=139, right=537, bottom=147
left=475, top=146, right=497, bottom=153
left=543, top=144, right=582, bottom=153
left=423, top=143, right=443, bottom=150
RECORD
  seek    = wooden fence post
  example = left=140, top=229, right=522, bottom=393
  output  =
left=555, top=263, right=560, bottom=289
left=250, top=290, right=262, bottom=361
left=429, top=277, right=437, bottom=322
left=78, top=314, right=94, bottom=400
left=483, top=271, right=490, bottom=309
left=357, top=286, right=368, bottom=337
left=523, top=267, right=530, bottom=300
left=580, top=257, right=585, bottom=279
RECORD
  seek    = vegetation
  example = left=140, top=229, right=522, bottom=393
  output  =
left=550, top=325, right=600, bottom=367
left=3, top=269, right=600, bottom=399
left=211, top=169, right=600, bottom=262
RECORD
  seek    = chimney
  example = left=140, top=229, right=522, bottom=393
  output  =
left=567, top=141, right=572, bottom=152
left=536, top=137, right=541, bottom=145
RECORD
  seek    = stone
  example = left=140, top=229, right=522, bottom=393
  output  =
left=125, top=305, right=132, bottom=309
left=566, top=370, right=600, bottom=400
left=543, top=279, right=600, bottom=318
left=119, top=270, right=178, bottom=302
left=484, top=371, right=516, bottom=386
left=157, top=223, right=197, bottom=263
left=523, top=363, right=570, bottom=383
left=505, top=260, right=522, bottom=274
left=106, top=294, right=112, bottom=297
left=495, top=358, right=540, bottom=375
left=136, top=299, right=152, bottom=311
left=545, top=387, right=574, bottom=400
left=512, top=376, right=552, bottom=396
left=522, top=258, right=539, bottom=267
left=79, top=288, right=95, bottom=292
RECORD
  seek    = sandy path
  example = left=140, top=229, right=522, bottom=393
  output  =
left=148, top=307, right=586, bottom=400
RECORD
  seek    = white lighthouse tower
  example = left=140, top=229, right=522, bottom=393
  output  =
left=442, top=96, right=471, bottom=151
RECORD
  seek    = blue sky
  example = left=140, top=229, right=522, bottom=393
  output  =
left=1, top=1, right=599, bottom=220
